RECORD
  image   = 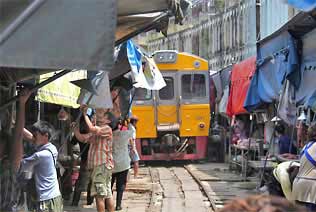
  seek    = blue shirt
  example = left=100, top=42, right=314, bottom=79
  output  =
left=20, top=143, right=60, bottom=201
left=279, top=135, right=297, bottom=155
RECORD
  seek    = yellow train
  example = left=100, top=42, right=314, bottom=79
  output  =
left=132, top=50, right=210, bottom=161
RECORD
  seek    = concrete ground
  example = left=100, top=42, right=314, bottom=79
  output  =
left=185, top=163, right=260, bottom=210
left=64, top=162, right=260, bottom=212
left=64, top=167, right=152, bottom=212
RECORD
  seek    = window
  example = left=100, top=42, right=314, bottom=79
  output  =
left=134, top=88, right=152, bottom=100
left=181, top=74, right=206, bottom=99
left=159, top=77, right=174, bottom=100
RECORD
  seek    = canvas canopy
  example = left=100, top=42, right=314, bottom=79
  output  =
left=226, top=56, right=256, bottom=117
left=285, top=0, right=316, bottom=12
left=36, top=70, right=86, bottom=108
left=0, top=0, right=189, bottom=83
left=0, top=0, right=117, bottom=71
left=297, top=27, right=316, bottom=109
left=211, top=65, right=232, bottom=103
left=244, top=11, right=316, bottom=112
left=244, top=32, right=299, bottom=112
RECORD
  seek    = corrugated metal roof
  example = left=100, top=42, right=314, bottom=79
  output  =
left=258, top=11, right=316, bottom=45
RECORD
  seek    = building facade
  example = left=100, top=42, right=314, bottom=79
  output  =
left=143, top=0, right=299, bottom=72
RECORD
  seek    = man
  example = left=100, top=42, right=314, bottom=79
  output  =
left=275, top=124, right=297, bottom=156
left=19, top=90, right=62, bottom=212
left=272, top=161, right=300, bottom=201
left=1, top=89, right=62, bottom=212
left=21, top=120, right=63, bottom=212
left=74, top=106, right=114, bottom=212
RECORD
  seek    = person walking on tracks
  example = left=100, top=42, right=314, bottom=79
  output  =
left=74, top=106, right=114, bottom=212
left=128, top=116, right=140, bottom=178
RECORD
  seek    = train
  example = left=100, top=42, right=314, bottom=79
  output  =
left=131, top=50, right=210, bottom=161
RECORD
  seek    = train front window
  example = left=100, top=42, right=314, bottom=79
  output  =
left=159, top=77, right=174, bottom=100
left=134, top=88, right=152, bottom=100
left=181, top=74, right=206, bottom=99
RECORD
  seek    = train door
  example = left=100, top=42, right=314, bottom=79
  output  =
left=132, top=87, right=156, bottom=138
left=178, top=72, right=210, bottom=137
left=156, top=72, right=179, bottom=131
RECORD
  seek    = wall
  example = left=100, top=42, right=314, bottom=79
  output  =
left=260, top=0, right=299, bottom=39
left=145, top=0, right=257, bottom=71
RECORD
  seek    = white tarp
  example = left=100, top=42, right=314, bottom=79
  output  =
left=126, top=40, right=166, bottom=90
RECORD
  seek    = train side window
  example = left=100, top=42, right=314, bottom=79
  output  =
left=159, top=77, right=174, bottom=100
left=134, top=88, right=152, bottom=100
left=181, top=74, right=206, bottom=99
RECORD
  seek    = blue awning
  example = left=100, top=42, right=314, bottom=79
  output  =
left=286, top=0, right=316, bottom=12
left=244, top=31, right=300, bottom=112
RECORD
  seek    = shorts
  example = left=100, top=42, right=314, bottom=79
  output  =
left=37, top=195, right=63, bottom=212
left=75, top=164, right=91, bottom=192
left=90, top=164, right=112, bottom=198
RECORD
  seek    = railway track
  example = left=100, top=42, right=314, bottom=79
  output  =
left=147, top=165, right=213, bottom=212
left=146, top=162, right=259, bottom=212
left=64, top=163, right=257, bottom=212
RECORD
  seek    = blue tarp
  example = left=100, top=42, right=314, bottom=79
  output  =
left=305, top=90, right=316, bottom=112
left=287, top=0, right=316, bottom=12
left=244, top=31, right=300, bottom=112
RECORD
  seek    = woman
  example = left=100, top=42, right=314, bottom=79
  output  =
left=111, top=127, right=137, bottom=211
left=293, top=123, right=316, bottom=211
left=128, top=116, right=140, bottom=178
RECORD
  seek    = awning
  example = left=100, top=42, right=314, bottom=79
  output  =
left=116, top=13, right=169, bottom=45
left=116, top=0, right=190, bottom=45
left=0, top=67, right=51, bottom=84
left=211, top=65, right=232, bottom=103
left=226, top=56, right=256, bottom=117
left=0, top=0, right=189, bottom=83
left=36, top=70, right=87, bottom=108
left=0, top=0, right=189, bottom=70
left=259, top=11, right=316, bottom=44
left=118, top=0, right=171, bottom=16
left=285, top=0, right=316, bottom=12
left=0, top=0, right=117, bottom=71
left=295, top=28, right=316, bottom=107
left=245, top=11, right=316, bottom=112
left=244, top=32, right=300, bottom=112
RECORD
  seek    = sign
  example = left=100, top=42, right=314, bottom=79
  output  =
left=37, top=70, right=86, bottom=108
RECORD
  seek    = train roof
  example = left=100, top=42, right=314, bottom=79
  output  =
left=153, top=50, right=209, bottom=71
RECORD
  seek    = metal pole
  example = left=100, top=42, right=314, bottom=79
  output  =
left=0, top=0, right=47, bottom=45
left=244, top=114, right=254, bottom=181
left=0, top=70, right=71, bottom=111
left=257, top=102, right=281, bottom=190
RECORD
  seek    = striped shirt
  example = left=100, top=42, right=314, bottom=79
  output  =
left=87, top=134, right=114, bottom=170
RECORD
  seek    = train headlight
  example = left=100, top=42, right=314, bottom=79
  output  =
left=154, top=51, right=177, bottom=64
left=199, top=122, right=205, bottom=129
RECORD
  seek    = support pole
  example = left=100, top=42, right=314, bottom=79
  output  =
left=0, top=0, right=47, bottom=45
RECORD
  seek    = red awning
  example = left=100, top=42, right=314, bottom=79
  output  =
left=226, top=56, right=256, bottom=117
